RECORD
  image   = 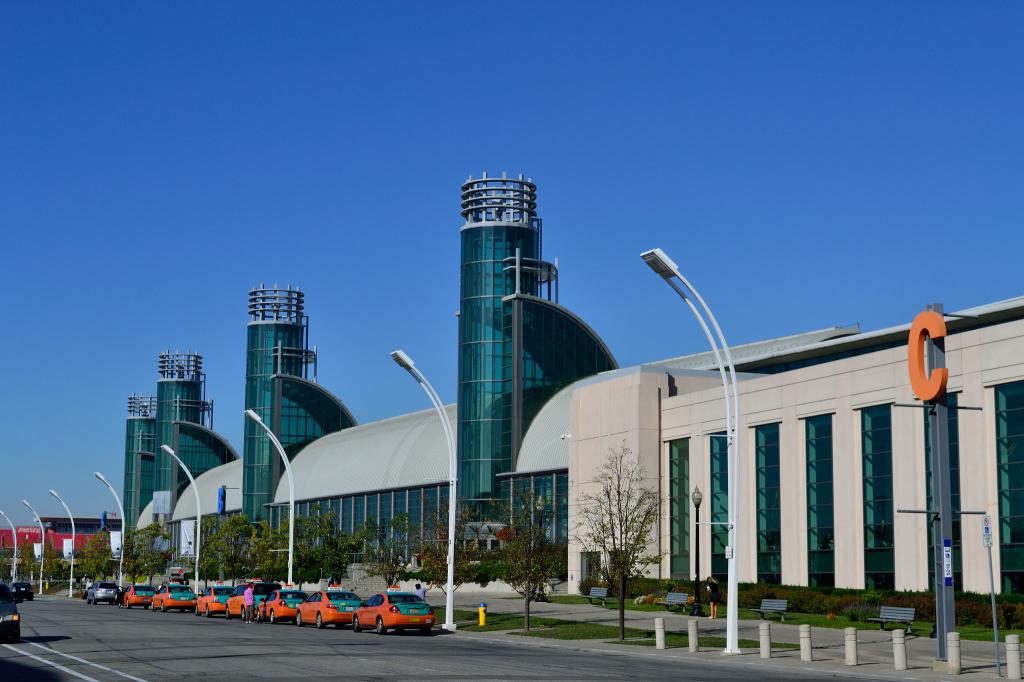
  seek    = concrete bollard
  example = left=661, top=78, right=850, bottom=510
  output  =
left=845, top=627, right=858, bottom=666
left=947, top=631, right=961, bottom=675
left=688, top=618, right=699, bottom=653
left=655, top=617, right=666, bottom=650
left=799, top=624, right=813, bottom=662
left=759, top=621, right=771, bottom=659
left=1007, top=634, right=1021, bottom=681
left=892, top=629, right=907, bottom=671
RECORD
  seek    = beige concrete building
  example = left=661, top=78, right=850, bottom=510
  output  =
left=564, top=295, right=1024, bottom=596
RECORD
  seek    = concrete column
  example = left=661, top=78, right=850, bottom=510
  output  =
left=759, top=622, right=771, bottom=659
left=892, top=629, right=907, bottom=671
left=655, top=617, right=665, bottom=650
left=688, top=618, right=699, bottom=653
left=845, top=627, right=858, bottom=666
left=947, top=632, right=961, bottom=675
left=799, top=624, right=813, bottom=662
left=1007, top=634, right=1021, bottom=681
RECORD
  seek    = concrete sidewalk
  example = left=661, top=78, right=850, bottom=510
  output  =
left=443, top=591, right=1011, bottom=680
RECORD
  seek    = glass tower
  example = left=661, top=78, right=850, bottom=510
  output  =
left=242, top=286, right=357, bottom=521
left=122, top=394, right=156, bottom=531
left=458, top=173, right=616, bottom=516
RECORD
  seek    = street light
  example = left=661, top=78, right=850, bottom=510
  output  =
left=21, top=500, right=45, bottom=594
left=161, top=445, right=201, bottom=589
left=641, top=247, right=742, bottom=654
left=94, top=472, right=125, bottom=587
left=245, top=409, right=295, bottom=586
left=0, top=509, right=18, bottom=584
left=390, top=349, right=457, bottom=632
left=691, top=486, right=704, bottom=617
left=49, top=490, right=75, bottom=598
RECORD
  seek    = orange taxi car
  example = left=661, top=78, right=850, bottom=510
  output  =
left=225, top=581, right=281, bottom=620
left=352, top=592, right=434, bottom=635
left=196, top=585, right=235, bottom=618
left=258, top=588, right=308, bottom=624
left=294, top=589, right=362, bottom=629
left=119, top=585, right=154, bottom=609
left=151, top=583, right=197, bottom=613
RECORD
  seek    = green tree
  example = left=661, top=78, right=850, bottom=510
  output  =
left=416, top=505, right=483, bottom=596
left=204, top=515, right=252, bottom=584
left=78, top=531, right=114, bottom=581
left=293, top=512, right=361, bottom=585
left=250, top=520, right=286, bottom=582
left=576, top=443, right=662, bottom=641
left=496, top=494, right=566, bottom=631
left=15, top=541, right=34, bottom=581
left=363, top=513, right=417, bottom=586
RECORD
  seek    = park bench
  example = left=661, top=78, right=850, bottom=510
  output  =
left=752, top=598, right=788, bottom=621
left=586, top=587, right=610, bottom=605
left=655, top=592, right=689, bottom=611
left=867, top=606, right=916, bottom=634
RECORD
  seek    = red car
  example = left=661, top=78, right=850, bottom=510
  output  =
left=353, top=592, right=434, bottom=635
left=295, top=589, right=362, bottom=629
left=257, top=588, right=308, bottom=624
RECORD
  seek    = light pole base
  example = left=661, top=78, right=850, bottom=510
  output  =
left=721, top=648, right=741, bottom=656
left=442, top=622, right=458, bottom=632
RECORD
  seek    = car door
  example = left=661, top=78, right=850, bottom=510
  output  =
left=306, top=592, right=321, bottom=620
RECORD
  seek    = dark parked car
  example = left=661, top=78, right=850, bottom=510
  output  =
left=86, top=582, right=119, bottom=605
left=0, top=585, right=20, bottom=642
left=10, top=582, right=32, bottom=602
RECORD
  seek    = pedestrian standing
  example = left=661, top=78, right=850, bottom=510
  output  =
left=414, top=583, right=427, bottom=600
left=243, top=584, right=255, bottom=623
left=705, top=576, right=721, bottom=619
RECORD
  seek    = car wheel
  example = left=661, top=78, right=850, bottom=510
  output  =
left=205, top=606, right=212, bottom=618
left=352, top=615, right=360, bottom=633
left=295, top=612, right=303, bottom=627
left=161, top=603, right=167, bottom=612
left=375, top=617, right=386, bottom=636
left=225, top=607, right=232, bottom=621
left=316, top=613, right=324, bottom=629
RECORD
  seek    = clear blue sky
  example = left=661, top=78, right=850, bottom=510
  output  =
left=1, top=2, right=1021, bottom=523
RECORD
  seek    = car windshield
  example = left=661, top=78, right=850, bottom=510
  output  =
left=13, top=583, right=29, bottom=588
left=388, top=594, right=426, bottom=604
left=169, top=585, right=192, bottom=593
left=0, top=586, right=12, bottom=603
left=327, top=592, right=358, bottom=601
left=279, top=591, right=307, bottom=600
left=134, top=587, right=154, bottom=595
left=253, top=584, right=280, bottom=596
left=214, top=588, right=233, bottom=595
left=98, top=583, right=117, bottom=589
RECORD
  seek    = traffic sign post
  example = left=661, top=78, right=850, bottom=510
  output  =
left=983, top=515, right=1000, bottom=677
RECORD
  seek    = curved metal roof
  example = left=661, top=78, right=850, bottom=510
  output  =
left=136, top=500, right=154, bottom=529
left=172, top=458, right=243, bottom=521
left=272, top=404, right=456, bottom=504
left=515, top=383, right=571, bottom=475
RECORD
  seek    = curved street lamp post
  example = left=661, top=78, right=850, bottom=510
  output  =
left=94, top=472, right=126, bottom=587
left=161, top=445, right=202, bottom=588
left=21, top=500, right=45, bottom=594
left=245, top=409, right=295, bottom=586
left=641, top=247, right=741, bottom=654
left=390, top=350, right=457, bottom=632
left=49, top=490, right=76, bottom=598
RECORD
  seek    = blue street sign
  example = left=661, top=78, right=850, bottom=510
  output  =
left=943, top=538, right=953, bottom=587
left=217, top=486, right=226, bottom=514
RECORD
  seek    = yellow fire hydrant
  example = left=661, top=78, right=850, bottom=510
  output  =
left=478, top=603, right=487, bottom=627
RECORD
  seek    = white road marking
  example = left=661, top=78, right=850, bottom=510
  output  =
left=1, top=643, right=100, bottom=681
left=22, top=640, right=150, bottom=682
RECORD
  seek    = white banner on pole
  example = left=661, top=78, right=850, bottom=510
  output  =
left=152, top=491, right=171, bottom=515
left=110, top=531, right=122, bottom=559
left=62, top=539, right=74, bottom=560
left=33, top=543, right=41, bottom=560
left=179, top=520, right=195, bottom=557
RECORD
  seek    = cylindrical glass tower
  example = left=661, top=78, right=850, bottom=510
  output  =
left=458, top=172, right=542, bottom=514
left=243, top=285, right=308, bottom=521
left=123, top=394, right=157, bottom=531
left=155, top=351, right=205, bottom=496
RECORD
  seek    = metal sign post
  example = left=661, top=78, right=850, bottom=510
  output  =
left=984, top=514, right=1001, bottom=677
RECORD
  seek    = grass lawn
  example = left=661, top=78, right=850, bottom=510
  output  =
left=736, top=608, right=1019, bottom=642
left=614, top=634, right=798, bottom=650
left=548, top=595, right=677, bottom=613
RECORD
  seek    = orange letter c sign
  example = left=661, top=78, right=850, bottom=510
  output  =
left=908, top=310, right=948, bottom=401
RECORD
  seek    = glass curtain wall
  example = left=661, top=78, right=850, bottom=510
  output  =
left=668, top=439, right=690, bottom=579
left=710, top=431, right=729, bottom=579
left=805, top=414, right=835, bottom=587
left=862, top=405, right=895, bottom=589
left=756, top=424, right=781, bottom=583
left=996, top=381, right=1024, bottom=592
left=123, top=415, right=156, bottom=531
left=925, top=393, right=961, bottom=590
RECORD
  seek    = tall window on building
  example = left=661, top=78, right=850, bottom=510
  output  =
left=996, top=381, right=1024, bottom=592
left=806, top=414, right=835, bottom=587
left=925, top=393, right=961, bottom=590
left=756, top=423, right=782, bottom=583
left=669, top=439, right=690, bottom=579
left=710, top=431, right=729, bottom=579
left=862, top=405, right=895, bottom=589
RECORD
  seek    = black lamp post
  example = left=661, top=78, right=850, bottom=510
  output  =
left=691, top=486, right=705, bottom=617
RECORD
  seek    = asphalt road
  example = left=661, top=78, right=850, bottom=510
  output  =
left=1, top=597, right=890, bottom=681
